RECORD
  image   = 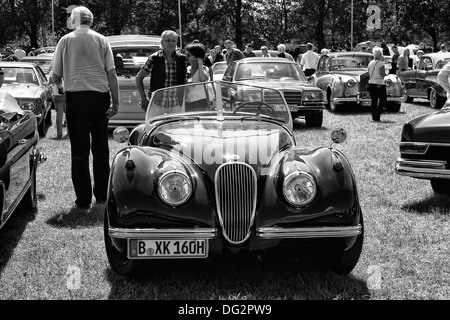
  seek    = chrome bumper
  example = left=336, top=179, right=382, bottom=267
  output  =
left=256, top=225, right=362, bottom=239
left=109, top=227, right=218, bottom=239
left=395, top=158, right=450, bottom=179
left=333, top=96, right=404, bottom=105
left=109, top=225, right=362, bottom=240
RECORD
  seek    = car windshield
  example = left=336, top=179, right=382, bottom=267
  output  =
left=21, top=58, right=52, bottom=74
left=1, top=67, right=39, bottom=85
left=331, top=55, right=373, bottom=70
left=235, top=62, right=305, bottom=81
left=212, top=63, right=227, bottom=74
left=146, top=81, right=291, bottom=126
left=435, top=58, right=450, bottom=70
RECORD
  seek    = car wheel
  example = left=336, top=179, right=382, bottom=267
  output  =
left=104, top=210, right=146, bottom=277
left=430, top=179, right=450, bottom=195
left=385, top=102, right=401, bottom=112
left=327, top=89, right=339, bottom=112
left=329, top=213, right=364, bottom=274
left=429, top=88, right=445, bottom=109
left=305, top=111, right=323, bottom=127
left=22, top=166, right=38, bottom=213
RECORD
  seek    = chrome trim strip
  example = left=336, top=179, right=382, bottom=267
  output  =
left=395, top=158, right=450, bottom=179
left=109, top=227, right=218, bottom=239
left=333, top=97, right=404, bottom=104
left=256, top=225, right=362, bottom=239
left=400, top=142, right=450, bottom=148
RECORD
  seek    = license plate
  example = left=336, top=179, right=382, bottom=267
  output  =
left=128, top=239, right=208, bottom=259
left=288, top=105, right=298, bottom=111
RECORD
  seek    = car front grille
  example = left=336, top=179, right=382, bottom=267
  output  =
left=403, top=144, right=450, bottom=168
left=215, top=162, right=257, bottom=244
left=264, top=90, right=302, bottom=105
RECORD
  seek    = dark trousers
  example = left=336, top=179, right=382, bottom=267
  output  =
left=66, top=91, right=110, bottom=206
left=304, top=68, right=316, bottom=76
left=368, top=84, right=386, bottom=121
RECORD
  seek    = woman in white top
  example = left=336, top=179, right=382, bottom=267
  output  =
left=367, top=47, right=386, bottom=122
left=185, top=42, right=212, bottom=112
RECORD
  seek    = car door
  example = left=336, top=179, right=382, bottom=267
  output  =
left=416, top=57, right=433, bottom=98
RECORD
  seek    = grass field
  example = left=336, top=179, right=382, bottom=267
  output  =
left=0, top=99, right=449, bottom=300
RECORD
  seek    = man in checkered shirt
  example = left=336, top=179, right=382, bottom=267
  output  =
left=136, top=30, right=187, bottom=111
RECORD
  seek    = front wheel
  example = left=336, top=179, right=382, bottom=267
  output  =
left=430, top=179, right=450, bottom=195
left=104, top=210, right=147, bottom=277
left=330, top=214, right=364, bottom=274
left=22, top=166, right=37, bottom=213
left=429, top=88, right=445, bottom=109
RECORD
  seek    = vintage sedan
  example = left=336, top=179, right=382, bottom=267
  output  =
left=0, top=92, right=46, bottom=230
left=222, top=57, right=325, bottom=126
left=107, top=35, right=162, bottom=129
left=395, top=103, right=450, bottom=195
left=310, top=52, right=405, bottom=112
left=104, top=81, right=364, bottom=277
left=398, top=52, right=450, bottom=109
left=0, top=62, right=53, bottom=136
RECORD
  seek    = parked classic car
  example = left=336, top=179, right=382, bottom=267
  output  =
left=310, top=52, right=405, bottom=112
left=398, top=52, right=450, bottom=109
left=395, top=102, right=450, bottom=195
left=222, top=57, right=325, bottom=126
left=0, top=92, right=46, bottom=230
left=104, top=81, right=364, bottom=277
left=0, top=62, right=53, bottom=136
left=211, top=61, right=227, bottom=81
left=107, top=35, right=162, bottom=129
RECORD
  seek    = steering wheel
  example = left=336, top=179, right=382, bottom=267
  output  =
left=232, top=101, right=277, bottom=116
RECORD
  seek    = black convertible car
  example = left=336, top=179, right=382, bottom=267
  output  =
left=0, top=92, right=46, bottom=230
left=104, top=81, right=363, bottom=277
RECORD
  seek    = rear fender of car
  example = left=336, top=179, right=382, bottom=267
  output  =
left=107, top=146, right=216, bottom=228
left=257, top=146, right=360, bottom=227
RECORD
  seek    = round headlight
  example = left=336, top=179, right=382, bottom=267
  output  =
left=385, top=79, right=393, bottom=87
left=346, top=79, right=356, bottom=87
left=283, top=172, right=317, bottom=207
left=158, top=171, right=192, bottom=206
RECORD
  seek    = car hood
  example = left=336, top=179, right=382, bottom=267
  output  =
left=238, top=79, right=319, bottom=91
left=150, top=119, right=294, bottom=176
left=0, top=84, right=41, bottom=98
left=411, top=107, right=450, bottom=142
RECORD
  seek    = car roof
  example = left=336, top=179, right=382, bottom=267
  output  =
left=422, top=52, right=450, bottom=59
left=235, top=57, right=296, bottom=64
left=326, top=51, right=374, bottom=58
left=0, top=61, right=38, bottom=68
left=21, top=55, right=53, bottom=61
left=107, top=35, right=161, bottom=47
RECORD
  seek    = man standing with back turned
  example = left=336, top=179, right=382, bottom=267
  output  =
left=52, top=6, right=119, bottom=210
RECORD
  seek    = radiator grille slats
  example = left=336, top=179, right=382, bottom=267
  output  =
left=215, top=163, right=257, bottom=244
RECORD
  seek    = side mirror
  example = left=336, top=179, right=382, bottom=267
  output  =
left=330, top=128, right=347, bottom=145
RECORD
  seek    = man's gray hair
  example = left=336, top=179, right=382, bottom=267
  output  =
left=71, top=6, right=94, bottom=28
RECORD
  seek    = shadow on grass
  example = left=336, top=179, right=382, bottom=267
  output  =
left=104, top=252, right=371, bottom=300
left=0, top=202, right=38, bottom=276
left=46, top=203, right=104, bottom=228
left=400, top=193, right=450, bottom=215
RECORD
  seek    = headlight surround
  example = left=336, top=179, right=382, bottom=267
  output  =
left=401, top=123, right=413, bottom=142
left=158, top=171, right=192, bottom=206
left=283, top=171, right=317, bottom=207
left=303, top=91, right=323, bottom=102
left=238, top=90, right=262, bottom=101
left=346, top=79, right=356, bottom=87
left=385, top=78, right=393, bottom=87
left=20, top=101, right=36, bottom=112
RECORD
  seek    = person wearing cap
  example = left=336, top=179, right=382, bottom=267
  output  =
left=243, top=44, right=255, bottom=58
left=224, top=39, right=245, bottom=65
left=261, top=46, right=271, bottom=57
